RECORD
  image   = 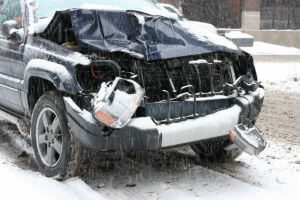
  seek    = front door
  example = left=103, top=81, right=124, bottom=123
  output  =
left=0, top=0, right=26, bottom=114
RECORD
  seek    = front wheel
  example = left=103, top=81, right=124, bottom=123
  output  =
left=31, top=91, right=90, bottom=180
left=191, top=137, right=242, bottom=162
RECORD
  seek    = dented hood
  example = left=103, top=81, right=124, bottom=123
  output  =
left=43, top=9, right=240, bottom=61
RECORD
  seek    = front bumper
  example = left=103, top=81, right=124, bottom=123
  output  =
left=64, top=88, right=265, bottom=151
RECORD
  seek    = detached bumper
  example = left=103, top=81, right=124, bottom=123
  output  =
left=64, top=88, right=264, bottom=151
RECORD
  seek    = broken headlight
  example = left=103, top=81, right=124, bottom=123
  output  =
left=93, top=78, right=145, bottom=129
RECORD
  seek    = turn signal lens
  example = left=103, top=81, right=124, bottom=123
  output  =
left=94, top=110, right=117, bottom=127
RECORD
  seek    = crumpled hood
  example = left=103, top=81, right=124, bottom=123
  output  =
left=41, top=9, right=240, bottom=61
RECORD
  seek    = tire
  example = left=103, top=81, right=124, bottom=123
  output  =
left=31, top=91, right=90, bottom=180
left=190, top=137, right=242, bottom=162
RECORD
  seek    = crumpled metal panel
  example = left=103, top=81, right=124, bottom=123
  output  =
left=47, top=9, right=239, bottom=61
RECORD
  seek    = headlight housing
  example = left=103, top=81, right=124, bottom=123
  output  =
left=93, top=78, right=144, bottom=129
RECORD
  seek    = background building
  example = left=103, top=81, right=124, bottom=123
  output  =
left=158, top=0, right=300, bottom=47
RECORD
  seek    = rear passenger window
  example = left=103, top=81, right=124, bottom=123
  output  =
left=0, top=0, right=23, bottom=38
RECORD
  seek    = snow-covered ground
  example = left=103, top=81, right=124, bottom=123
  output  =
left=255, top=61, right=300, bottom=93
left=241, top=42, right=300, bottom=56
left=243, top=41, right=300, bottom=92
left=0, top=165, right=106, bottom=200
left=0, top=121, right=299, bottom=200
left=0, top=124, right=106, bottom=200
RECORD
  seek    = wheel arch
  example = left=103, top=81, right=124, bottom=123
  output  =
left=23, top=59, right=83, bottom=113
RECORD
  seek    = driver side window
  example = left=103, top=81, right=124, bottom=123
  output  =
left=0, top=0, right=23, bottom=38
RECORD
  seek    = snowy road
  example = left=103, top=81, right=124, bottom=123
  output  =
left=0, top=60, right=300, bottom=200
left=0, top=117, right=299, bottom=200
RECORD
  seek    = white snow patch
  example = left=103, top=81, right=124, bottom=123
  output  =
left=189, top=59, right=209, bottom=65
left=255, top=61, right=300, bottom=93
left=133, top=12, right=146, bottom=25
left=179, top=21, right=238, bottom=50
left=26, top=46, right=91, bottom=66
left=180, top=20, right=218, bottom=34
left=80, top=4, right=123, bottom=11
left=242, top=42, right=300, bottom=56
left=0, top=163, right=107, bottom=200
left=225, top=31, right=254, bottom=39
left=110, top=48, right=144, bottom=59
left=0, top=139, right=106, bottom=200
left=233, top=140, right=300, bottom=200
left=27, top=59, right=73, bottom=81
left=68, top=52, right=91, bottom=66
left=29, top=17, right=53, bottom=34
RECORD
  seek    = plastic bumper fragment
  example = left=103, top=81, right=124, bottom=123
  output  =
left=229, top=124, right=267, bottom=156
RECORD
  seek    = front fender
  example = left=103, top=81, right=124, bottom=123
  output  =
left=23, top=59, right=82, bottom=94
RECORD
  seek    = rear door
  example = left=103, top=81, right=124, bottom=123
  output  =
left=0, top=0, right=26, bottom=114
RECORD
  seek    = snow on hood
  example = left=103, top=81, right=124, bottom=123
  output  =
left=183, top=20, right=218, bottom=34
left=179, top=21, right=238, bottom=51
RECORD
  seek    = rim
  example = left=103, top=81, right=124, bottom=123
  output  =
left=36, top=107, right=63, bottom=168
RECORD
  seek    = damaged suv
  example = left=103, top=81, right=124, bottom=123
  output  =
left=0, top=0, right=266, bottom=179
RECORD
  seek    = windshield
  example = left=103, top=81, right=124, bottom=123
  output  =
left=35, top=0, right=162, bottom=18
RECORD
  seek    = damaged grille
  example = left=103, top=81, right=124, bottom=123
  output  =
left=141, top=59, right=235, bottom=102
left=138, top=59, right=236, bottom=124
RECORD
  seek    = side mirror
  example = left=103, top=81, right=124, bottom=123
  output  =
left=2, top=20, right=23, bottom=43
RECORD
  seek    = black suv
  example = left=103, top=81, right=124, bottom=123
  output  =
left=0, top=0, right=266, bottom=179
